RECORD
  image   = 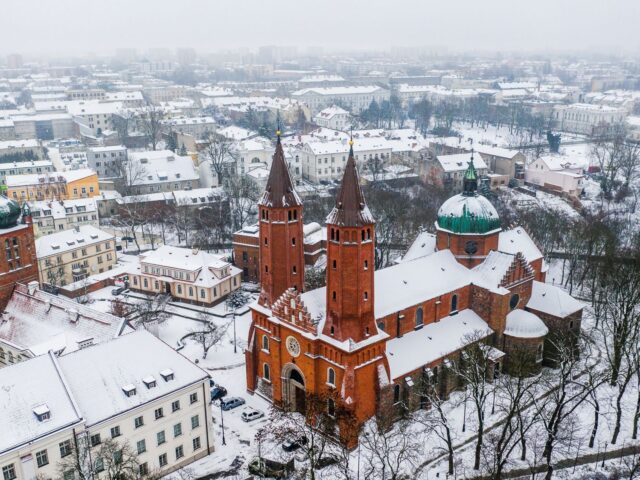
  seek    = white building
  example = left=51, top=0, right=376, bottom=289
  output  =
left=432, top=153, right=489, bottom=192
left=162, top=117, right=216, bottom=139
left=298, top=137, right=393, bottom=183
left=11, top=113, right=75, bottom=141
left=124, top=245, right=242, bottom=306
left=553, top=103, right=626, bottom=136
left=313, top=105, right=352, bottom=130
left=292, top=86, right=390, bottom=114
left=29, top=198, right=99, bottom=236
left=126, top=150, right=200, bottom=194
left=525, top=156, right=584, bottom=197
left=87, top=145, right=128, bottom=179
left=0, top=160, right=54, bottom=186
left=0, top=330, right=213, bottom=480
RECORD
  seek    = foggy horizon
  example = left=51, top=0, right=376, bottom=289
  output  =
left=3, top=0, right=640, bottom=58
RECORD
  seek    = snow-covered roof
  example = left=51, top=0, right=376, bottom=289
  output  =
left=498, top=227, right=543, bottom=263
left=437, top=153, right=488, bottom=172
left=57, top=330, right=209, bottom=427
left=472, top=251, right=516, bottom=287
left=0, top=283, right=129, bottom=357
left=0, top=160, right=52, bottom=172
left=293, top=85, right=384, bottom=96
left=29, top=197, right=97, bottom=220
left=399, top=231, right=436, bottom=263
left=504, top=309, right=549, bottom=338
left=127, top=150, right=199, bottom=185
left=0, top=353, right=83, bottom=455
left=314, top=105, right=350, bottom=119
left=6, top=168, right=96, bottom=187
left=36, top=225, right=114, bottom=258
left=539, top=156, right=583, bottom=171
left=385, top=309, right=493, bottom=379
left=0, top=139, right=40, bottom=150
left=527, top=281, right=584, bottom=318
left=437, top=194, right=500, bottom=227
left=216, top=125, right=257, bottom=140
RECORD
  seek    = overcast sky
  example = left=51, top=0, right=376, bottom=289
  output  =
left=2, top=0, right=639, bottom=57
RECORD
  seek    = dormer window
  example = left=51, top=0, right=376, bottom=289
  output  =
left=122, top=384, right=136, bottom=397
left=160, top=369, right=174, bottom=382
left=142, top=376, right=156, bottom=389
left=33, top=404, right=50, bottom=422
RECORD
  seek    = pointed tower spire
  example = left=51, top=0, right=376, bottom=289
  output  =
left=462, top=143, right=478, bottom=196
left=326, top=136, right=373, bottom=227
left=259, top=122, right=301, bottom=209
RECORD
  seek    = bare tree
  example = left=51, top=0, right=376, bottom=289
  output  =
left=138, top=103, right=164, bottom=151
left=360, top=414, right=423, bottom=480
left=132, top=294, right=171, bottom=332
left=112, top=110, right=136, bottom=144
left=590, top=124, right=627, bottom=199
left=202, top=131, right=232, bottom=186
left=452, top=334, right=494, bottom=470
left=191, top=313, right=229, bottom=359
left=58, top=438, right=141, bottom=480
left=223, top=173, right=259, bottom=231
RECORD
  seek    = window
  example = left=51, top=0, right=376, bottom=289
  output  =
left=36, top=449, right=49, bottom=468
left=174, top=423, right=183, bottom=437
left=450, top=294, right=458, bottom=313
left=139, top=463, right=149, bottom=476
left=364, top=291, right=368, bottom=301
left=191, top=414, right=200, bottom=429
left=2, top=465, right=16, bottom=480
left=509, top=294, right=520, bottom=310
left=172, top=400, right=181, bottom=412
left=158, top=453, right=168, bottom=468
left=175, top=445, right=184, bottom=459
left=415, top=307, right=424, bottom=327
left=137, top=439, right=146, bottom=454
left=154, top=407, right=164, bottom=419
left=262, top=335, right=269, bottom=351
left=157, top=431, right=166, bottom=446
left=364, top=259, right=368, bottom=270
left=327, top=367, right=336, bottom=386
left=327, top=398, right=335, bottom=417
left=94, top=458, right=104, bottom=473
left=90, top=434, right=101, bottom=447
left=537, top=344, right=544, bottom=362
left=193, top=437, right=202, bottom=451
left=263, top=363, right=271, bottom=381
left=189, top=392, right=198, bottom=404
left=59, top=440, right=72, bottom=458
left=393, top=384, right=401, bottom=404
left=332, top=259, right=337, bottom=269
left=134, top=416, right=144, bottom=428
left=110, top=426, right=121, bottom=438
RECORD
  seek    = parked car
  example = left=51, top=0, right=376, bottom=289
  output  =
left=209, top=377, right=216, bottom=387
left=241, top=407, right=265, bottom=422
left=282, top=435, right=308, bottom=452
left=111, top=287, right=125, bottom=296
left=220, top=397, right=245, bottom=411
left=210, top=385, right=227, bottom=402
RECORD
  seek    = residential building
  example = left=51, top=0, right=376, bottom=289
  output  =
left=0, top=160, right=54, bottom=186
left=425, top=153, right=489, bottom=192
left=0, top=330, right=213, bottom=479
left=11, top=113, right=75, bottom=140
left=162, top=117, right=216, bottom=139
left=124, top=245, right=241, bottom=306
left=6, top=169, right=100, bottom=202
left=0, top=282, right=130, bottom=367
left=292, top=86, right=390, bottom=114
left=0, top=139, right=45, bottom=161
left=313, top=105, right=352, bottom=130
left=36, top=225, right=116, bottom=286
left=28, top=198, right=99, bottom=236
left=553, top=103, right=626, bottom=136
left=525, top=156, right=585, bottom=197
left=125, top=150, right=199, bottom=195
left=86, top=145, right=128, bottom=179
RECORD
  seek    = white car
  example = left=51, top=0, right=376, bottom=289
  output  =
left=241, top=407, right=265, bottom=422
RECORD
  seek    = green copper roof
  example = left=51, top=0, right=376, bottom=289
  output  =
left=437, top=193, right=501, bottom=234
left=0, top=195, right=21, bottom=229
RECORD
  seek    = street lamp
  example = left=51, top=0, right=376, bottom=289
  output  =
left=462, top=389, right=467, bottom=433
left=220, top=401, right=227, bottom=446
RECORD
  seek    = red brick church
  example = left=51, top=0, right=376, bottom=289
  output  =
left=245, top=134, right=583, bottom=440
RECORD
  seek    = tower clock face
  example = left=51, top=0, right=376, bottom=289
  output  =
left=285, top=336, right=301, bottom=357
left=464, top=240, right=478, bottom=255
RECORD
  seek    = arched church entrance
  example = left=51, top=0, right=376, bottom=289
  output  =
left=281, top=363, right=306, bottom=413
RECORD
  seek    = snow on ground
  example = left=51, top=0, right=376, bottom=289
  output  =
left=506, top=187, right=582, bottom=219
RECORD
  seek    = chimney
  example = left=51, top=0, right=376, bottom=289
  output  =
left=27, top=281, right=38, bottom=296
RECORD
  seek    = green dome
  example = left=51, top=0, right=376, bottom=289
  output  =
left=0, top=196, right=22, bottom=228
left=437, top=193, right=500, bottom=234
